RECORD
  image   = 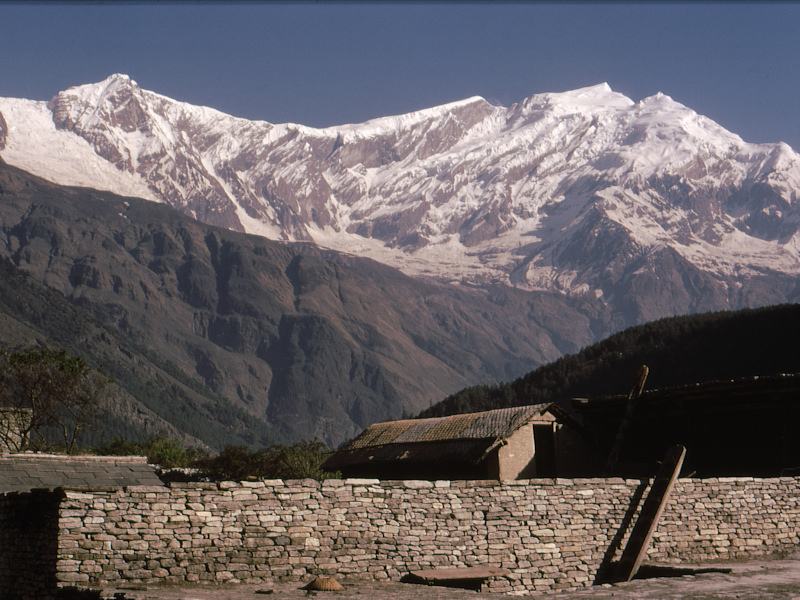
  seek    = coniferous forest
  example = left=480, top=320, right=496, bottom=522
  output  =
left=421, top=303, right=800, bottom=418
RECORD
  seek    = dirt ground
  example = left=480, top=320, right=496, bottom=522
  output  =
left=87, top=554, right=800, bottom=600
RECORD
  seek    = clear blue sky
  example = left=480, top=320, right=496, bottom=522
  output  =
left=1, top=3, right=799, bottom=150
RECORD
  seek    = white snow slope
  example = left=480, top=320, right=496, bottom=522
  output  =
left=2, top=74, right=800, bottom=323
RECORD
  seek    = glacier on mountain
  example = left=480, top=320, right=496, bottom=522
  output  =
left=2, top=73, right=800, bottom=323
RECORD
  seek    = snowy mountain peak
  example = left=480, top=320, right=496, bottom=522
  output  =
left=57, top=73, right=141, bottom=116
left=546, top=82, right=632, bottom=108
left=634, top=91, right=696, bottom=118
left=50, top=72, right=149, bottom=135
left=519, top=83, right=634, bottom=114
left=2, top=76, right=800, bottom=327
left=66, top=72, right=137, bottom=97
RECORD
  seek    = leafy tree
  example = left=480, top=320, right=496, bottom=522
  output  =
left=0, top=348, right=112, bottom=453
left=267, top=439, right=338, bottom=480
left=93, top=436, right=142, bottom=457
left=142, top=433, right=209, bottom=468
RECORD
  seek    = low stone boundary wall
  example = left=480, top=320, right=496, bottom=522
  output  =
left=655, top=478, right=800, bottom=561
left=3, top=476, right=800, bottom=597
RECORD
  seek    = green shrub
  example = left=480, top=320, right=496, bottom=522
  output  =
left=93, top=433, right=209, bottom=468
left=94, top=437, right=143, bottom=457
left=197, top=439, right=339, bottom=481
left=93, top=435, right=337, bottom=480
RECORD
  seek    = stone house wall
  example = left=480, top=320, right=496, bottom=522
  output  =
left=3, top=476, right=800, bottom=597
left=491, top=424, right=536, bottom=480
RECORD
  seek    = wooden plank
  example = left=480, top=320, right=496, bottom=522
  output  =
left=614, top=444, right=686, bottom=582
left=408, top=566, right=510, bottom=583
left=603, top=365, right=650, bottom=475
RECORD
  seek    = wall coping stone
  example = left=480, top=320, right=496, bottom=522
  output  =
left=168, top=482, right=217, bottom=489
left=125, top=486, right=167, bottom=493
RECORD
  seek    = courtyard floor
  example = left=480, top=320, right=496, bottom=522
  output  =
left=92, top=555, right=800, bottom=600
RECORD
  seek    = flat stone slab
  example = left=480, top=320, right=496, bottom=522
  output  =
left=407, top=566, right=510, bottom=584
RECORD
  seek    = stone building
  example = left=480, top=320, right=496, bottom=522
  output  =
left=322, top=404, right=592, bottom=480
left=0, top=453, right=163, bottom=599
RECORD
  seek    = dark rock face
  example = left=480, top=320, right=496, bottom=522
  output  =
left=0, top=161, right=612, bottom=445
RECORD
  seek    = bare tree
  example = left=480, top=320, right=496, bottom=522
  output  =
left=0, top=348, right=112, bottom=453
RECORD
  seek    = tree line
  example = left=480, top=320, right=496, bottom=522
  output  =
left=5, top=302, right=800, bottom=478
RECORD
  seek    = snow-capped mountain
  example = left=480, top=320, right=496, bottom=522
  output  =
left=2, top=74, right=800, bottom=325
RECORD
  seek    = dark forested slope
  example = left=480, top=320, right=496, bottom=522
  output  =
left=421, top=303, right=800, bottom=418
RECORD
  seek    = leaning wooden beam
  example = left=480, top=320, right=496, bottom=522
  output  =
left=614, top=444, right=687, bottom=582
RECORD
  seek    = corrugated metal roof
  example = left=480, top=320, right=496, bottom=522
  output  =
left=342, top=404, right=552, bottom=451
left=324, top=405, right=557, bottom=472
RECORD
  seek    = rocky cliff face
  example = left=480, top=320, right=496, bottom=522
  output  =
left=0, top=160, right=612, bottom=445
left=4, top=75, right=800, bottom=328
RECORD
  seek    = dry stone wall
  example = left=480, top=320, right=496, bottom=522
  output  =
left=654, top=477, right=800, bottom=561
left=0, top=476, right=796, bottom=597
left=45, top=476, right=800, bottom=596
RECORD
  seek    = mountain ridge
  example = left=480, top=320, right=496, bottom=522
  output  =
left=2, top=75, right=800, bottom=329
left=3, top=76, right=800, bottom=444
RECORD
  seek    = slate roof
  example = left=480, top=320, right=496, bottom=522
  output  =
left=324, top=404, right=556, bottom=471
left=0, top=453, right=164, bottom=493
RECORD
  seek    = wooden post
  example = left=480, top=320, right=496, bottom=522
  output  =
left=603, top=365, right=649, bottom=475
